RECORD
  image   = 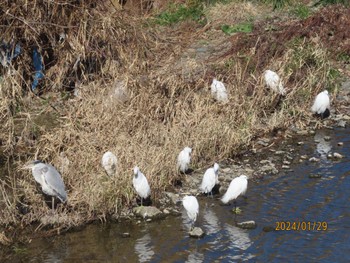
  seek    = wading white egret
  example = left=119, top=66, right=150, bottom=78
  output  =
left=177, top=147, right=192, bottom=173
left=311, top=90, right=330, bottom=119
left=24, top=160, right=67, bottom=208
left=264, top=70, right=285, bottom=95
left=200, top=163, right=219, bottom=196
left=221, top=175, right=248, bottom=210
left=211, top=78, right=228, bottom=103
left=133, top=166, right=151, bottom=206
left=182, top=195, right=199, bottom=230
left=102, top=151, right=118, bottom=176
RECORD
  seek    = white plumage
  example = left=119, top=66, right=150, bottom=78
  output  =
left=200, top=163, right=219, bottom=195
left=311, top=90, right=330, bottom=119
left=211, top=78, right=228, bottom=103
left=133, top=166, right=151, bottom=206
left=221, top=175, right=248, bottom=204
left=264, top=70, right=285, bottom=95
left=182, top=195, right=199, bottom=229
left=25, top=160, right=67, bottom=203
left=102, top=151, right=118, bottom=176
left=177, top=147, right=192, bottom=173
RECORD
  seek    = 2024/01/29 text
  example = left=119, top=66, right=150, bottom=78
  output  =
left=275, top=221, right=328, bottom=231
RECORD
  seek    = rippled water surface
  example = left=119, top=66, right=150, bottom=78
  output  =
left=4, top=128, right=350, bottom=262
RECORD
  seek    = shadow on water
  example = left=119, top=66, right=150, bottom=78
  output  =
left=3, top=127, right=350, bottom=262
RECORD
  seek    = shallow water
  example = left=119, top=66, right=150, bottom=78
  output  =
left=4, top=127, right=350, bottom=262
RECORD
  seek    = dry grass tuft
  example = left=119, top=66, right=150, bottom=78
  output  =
left=0, top=1, right=341, bottom=236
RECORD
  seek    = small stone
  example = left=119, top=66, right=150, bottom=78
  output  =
left=263, top=226, right=275, bottom=232
left=285, top=155, right=293, bottom=161
left=165, top=192, right=179, bottom=205
left=236, top=220, right=257, bottom=229
left=189, top=227, right=205, bottom=238
left=300, top=155, right=308, bottom=160
left=260, top=160, right=270, bottom=164
left=327, top=154, right=333, bottom=159
left=337, top=120, right=347, bottom=128
left=163, top=209, right=170, bottom=215
left=282, top=165, right=290, bottom=169
left=274, top=151, right=285, bottom=155
left=309, top=157, right=320, bottom=162
left=296, top=130, right=308, bottom=135
left=333, top=152, right=343, bottom=159
left=297, top=141, right=304, bottom=145
left=283, top=160, right=291, bottom=165
left=244, top=168, right=254, bottom=175
left=260, top=164, right=278, bottom=175
left=309, top=174, right=322, bottom=178
left=257, top=140, right=269, bottom=147
left=133, top=206, right=163, bottom=220
left=309, top=130, right=316, bottom=135
left=324, top=136, right=331, bottom=141
left=121, top=232, right=130, bottom=238
left=338, top=142, right=344, bottom=146
left=146, top=218, right=152, bottom=222
left=222, top=168, right=231, bottom=173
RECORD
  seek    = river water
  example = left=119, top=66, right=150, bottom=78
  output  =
left=3, top=127, right=350, bottom=262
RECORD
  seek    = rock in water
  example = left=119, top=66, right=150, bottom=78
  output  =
left=236, top=220, right=257, bottom=229
left=189, top=227, right=205, bottom=238
left=132, top=206, right=163, bottom=220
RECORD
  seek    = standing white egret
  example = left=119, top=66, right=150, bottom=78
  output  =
left=221, top=175, right=248, bottom=211
left=182, top=195, right=199, bottom=230
left=133, top=166, right=151, bottom=206
left=102, top=151, right=118, bottom=176
left=23, top=160, right=67, bottom=209
left=200, top=163, right=219, bottom=196
left=311, top=90, right=330, bottom=119
left=211, top=78, right=228, bottom=103
left=177, top=147, right=192, bottom=174
left=264, top=70, right=286, bottom=95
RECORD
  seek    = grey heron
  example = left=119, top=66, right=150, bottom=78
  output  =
left=24, top=160, right=67, bottom=209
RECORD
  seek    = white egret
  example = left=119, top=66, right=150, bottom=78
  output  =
left=182, top=195, right=199, bottom=230
left=133, top=166, right=151, bottom=206
left=264, top=70, right=285, bottom=95
left=211, top=78, right=228, bottom=103
left=200, top=163, right=219, bottom=196
left=177, top=147, right=192, bottom=173
left=102, top=151, right=118, bottom=176
left=24, top=160, right=67, bottom=209
left=221, top=175, right=248, bottom=211
left=311, top=90, right=330, bottom=119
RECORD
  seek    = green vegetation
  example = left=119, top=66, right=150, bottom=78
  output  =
left=154, top=3, right=205, bottom=25
left=292, top=4, right=311, bottom=19
left=153, top=0, right=236, bottom=26
left=221, top=22, right=253, bottom=35
left=337, top=52, right=350, bottom=63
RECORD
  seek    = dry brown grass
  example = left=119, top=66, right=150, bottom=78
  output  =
left=0, top=0, right=340, bottom=235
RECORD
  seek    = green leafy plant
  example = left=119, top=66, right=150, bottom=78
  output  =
left=154, top=3, right=205, bottom=25
left=221, top=22, right=253, bottom=35
left=292, top=4, right=311, bottom=19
